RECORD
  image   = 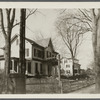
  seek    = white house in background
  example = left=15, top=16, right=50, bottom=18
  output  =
left=60, top=57, right=81, bottom=76
left=0, top=34, right=58, bottom=77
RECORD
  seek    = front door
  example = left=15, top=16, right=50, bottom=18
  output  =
left=28, top=62, right=31, bottom=74
left=35, top=63, right=39, bottom=75
left=48, top=65, right=51, bottom=76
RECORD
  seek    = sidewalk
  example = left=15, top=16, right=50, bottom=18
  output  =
left=69, top=84, right=95, bottom=94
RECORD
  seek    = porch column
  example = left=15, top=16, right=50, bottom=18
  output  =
left=44, top=63, right=48, bottom=75
left=17, top=65, right=18, bottom=73
left=51, top=66, right=55, bottom=77
left=25, top=62, right=28, bottom=75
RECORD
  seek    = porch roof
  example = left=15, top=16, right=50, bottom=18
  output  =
left=0, top=57, right=31, bottom=61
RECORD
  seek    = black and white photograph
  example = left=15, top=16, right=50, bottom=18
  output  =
left=0, top=2, right=99, bottom=96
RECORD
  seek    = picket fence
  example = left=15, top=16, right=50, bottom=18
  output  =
left=26, top=77, right=95, bottom=94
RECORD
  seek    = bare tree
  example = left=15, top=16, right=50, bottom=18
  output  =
left=56, top=12, right=90, bottom=76
left=0, top=8, right=37, bottom=93
left=59, top=9, right=92, bottom=31
left=77, top=8, right=100, bottom=93
left=0, top=9, right=16, bottom=93
left=58, top=9, right=100, bottom=93
left=91, top=9, right=100, bottom=93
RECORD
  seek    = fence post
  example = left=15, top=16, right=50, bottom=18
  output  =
left=57, top=54, right=63, bottom=93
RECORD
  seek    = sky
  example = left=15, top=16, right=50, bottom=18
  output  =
left=0, top=9, right=93, bottom=69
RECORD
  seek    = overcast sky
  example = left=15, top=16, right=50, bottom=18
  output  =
left=0, top=9, right=93, bottom=69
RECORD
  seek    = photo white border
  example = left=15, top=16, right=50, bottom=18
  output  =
left=0, top=2, right=100, bottom=8
left=0, top=1, right=99, bottom=98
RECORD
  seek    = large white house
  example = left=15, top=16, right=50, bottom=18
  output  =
left=0, top=34, right=58, bottom=77
left=60, top=57, right=81, bottom=76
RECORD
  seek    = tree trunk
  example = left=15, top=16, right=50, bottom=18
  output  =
left=94, top=19, right=100, bottom=93
left=72, top=58, right=75, bottom=76
left=3, top=36, right=11, bottom=93
left=92, top=9, right=100, bottom=93
left=17, top=9, right=26, bottom=94
left=95, top=68, right=100, bottom=93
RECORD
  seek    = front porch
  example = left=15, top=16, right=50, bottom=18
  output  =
left=10, top=57, right=58, bottom=78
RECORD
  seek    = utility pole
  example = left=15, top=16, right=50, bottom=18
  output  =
left=18, top=9, right=26, bottom=94
left=9, top=9, right=26, bottom=94
left=19, top=9, right=26, bottom=74
left=57, top=54, right=63, bottom=93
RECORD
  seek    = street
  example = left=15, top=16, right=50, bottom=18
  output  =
left=69, top=84, right=95, bottom=94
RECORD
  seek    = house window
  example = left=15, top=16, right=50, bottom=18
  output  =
left=60, top=60, right=62, bottom=63
left=28, top=62, right=31, bottom=73
left=16, top=39, right=19, bottom=45
left=40, top=63, right=43, bottom=74
left=34, top=48, right=36, bottom=57
left=48, top=52, right=51, bottom=57
left=47, top=51, right=48, bottom=58
left=50, top=52, right=51, bottom=57
left=25, top=48, right=29, bottom=57
left=74, top=69, right=77, bottom=73
left=35, top=63, right=38, bottom=75
left=10, top=61, right=12, bottom=70
left=66, top=65, right=70, bottom=68
left=69, top=60, right=72, bottom=63
left=52, top=54, right=54, bottom=57
left=37, top=50, right=42, bottom=58
left=64, top=60, right=68, bottom=63
left=41, top=51, right=44, bottom=58
left=66, top=70, right=70, bottom=74
left=46, top=51, right=51, bottom=58
left=34, top=48, right=43, bottom=58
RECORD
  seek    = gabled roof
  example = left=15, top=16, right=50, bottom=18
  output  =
left=25, top=37, right=58, bottom=53
left=25, top=37, right=58, bottom=54
left=11, top=35, right=52, bottom=49
left=25, top=38, right=45, bottom=49
left=2, top=34, right=57, bottom=53
left=25, top=38, right=36, bottom=44
left=36, top=38, right=50, bottom=48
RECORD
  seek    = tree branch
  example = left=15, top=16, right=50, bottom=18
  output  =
left=10, top=9, right=15, bottom=27
left=13, top=9, right=37, bottom=28
left=26, top=9, right=37, bottom=19
left=79, top=9, right=92, bottom=22
left=6, top=9, right=11, bottom=28
left=91, top=9, right=96, bottom=19
left=0, top=9, right=7, bottom=39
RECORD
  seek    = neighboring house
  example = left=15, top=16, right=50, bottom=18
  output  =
left=60, top=57, right=81, bottom=76
left=0, top=34, right=58, bottom=77
left=80, top=69, right=86, bottom=75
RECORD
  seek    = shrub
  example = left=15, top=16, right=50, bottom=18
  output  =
left=61, top=74, right=89, bottom=80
